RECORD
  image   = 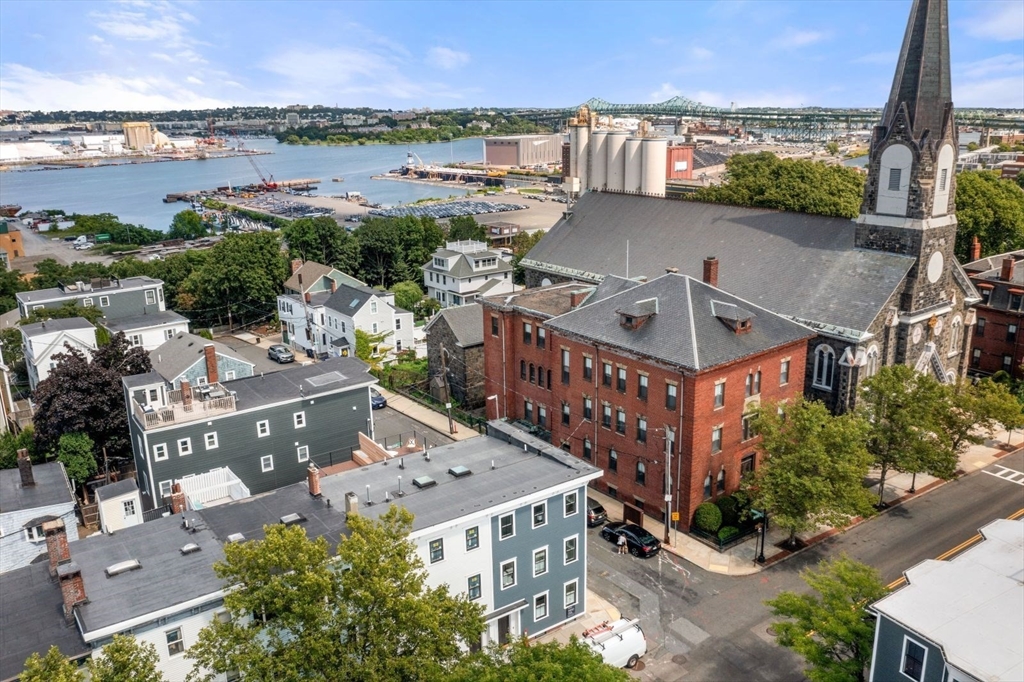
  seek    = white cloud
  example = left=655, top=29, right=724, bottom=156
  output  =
left=960, top=54, right=1024, bottom=79
left=89, top=35, right=106, bottom=44
left=769, top=28, right=829, bottom=50
left=851, top=51, right=897, bottom=65
left=186, top=75, right=203, bottom=85
left=650, top=83, right=682, bottom=101
left=956, top=77, right=1024, bottom=108
left=0, top=63, right=230, bottom=110
left=427, top=47, right=469, bottom=70
left=151, top=52, right=174, bottom=63
left=690, top=46, right=714, bottom=61
left=693, top=90, right=809, bottom=108
left=963, top=2, right=1024, bottom=41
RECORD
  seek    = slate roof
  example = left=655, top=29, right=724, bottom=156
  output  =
left=323, top=282, right=383, bottom=317
left=870, top=518, right=1024, bottom=682
left=149, top=332, right=252, bottom=382
left=523, top=192, right=916, bottom=334
left=0, top=461, right=73, bottom=513
left=0, top=561, right=90, bottom=681
left=429, top=303, right=485, bottom=347
left=100, top=310, right=189, bottom=333
left=19, top=317, right=94, bottom=339
left=284, top=262, right=337, bottom=294
left=199, top=422, right=602, bottom=549
left=94, top=478, right=137, bottom=503
left=544, top=273, right=813, bottom=372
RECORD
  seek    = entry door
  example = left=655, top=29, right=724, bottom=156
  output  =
left=123, top=499, right=138, bottom=524
left=623, top=502, right=644, bottom=527
left=498, top=615, right=511, bottom=645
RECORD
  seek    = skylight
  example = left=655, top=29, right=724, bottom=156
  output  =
left=412, top=476, right=437, bottom=489
left=180, top=543, right=202, bottom=555
left=448, top=466, right=472, bottom=478
left=105, top=559, right=142, bottom=577
left=280, top=513, right=307, bottom=526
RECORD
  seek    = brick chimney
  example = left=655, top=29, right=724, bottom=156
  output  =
left=569, top=290, right=589, bottom=309
left=304, top=292, right=312, bottom=304
left=291, top=258, right=303, bottom=275
left=307, top=463, right=321, bottom=497
left=43, top=518, right=71, bottom=576
left=203, top=344, right=218, bottom=384
left=170, top=482, right=186, bottom=514
left=703, top=256, right=719, bottom=287
left=970, top=236, right=982, bottom=262
left=330, top=279, right=337, bottom=293
left=17, top=448, right=34, bottom=487
left=1001, top=257, right=1016, bottom=282
left=57, top=562, right=87, bottom=622
left=180, top=379, right=192, bottom=407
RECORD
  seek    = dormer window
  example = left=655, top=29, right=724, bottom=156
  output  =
left=433, top=257, right=447, bottom=269
left=616, top=298, right=659, bottom=330
left=711, top=300, right=755, bottom=334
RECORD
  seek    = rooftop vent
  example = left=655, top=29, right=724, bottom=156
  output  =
left=280, top=513, right=307, bottom=526
left=227, top=533, right=245, bottom=543
left=412, top=476, right=437, bottom=489
left=447, top=465, right=472, bottom=478
left=105, top=559, right=142, bottom=577
left=306, top=371, right=345, bottom=387
left=180, top=543, right=202, bottom=556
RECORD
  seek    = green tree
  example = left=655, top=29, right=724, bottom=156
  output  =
left=21, top=646, right=84, bottom=682
left=766, top=556, right=886, bottom=682
left=825, top=141, right=840, bottom=156
left=1017, top=173, right=1024, bottom=191
left=447, top=215, right=488, bottom=242
left=936, top=378, right=1024, bottom=466
left=282, top=216, right=359, bottom=273
left=747, top=399, right=874, bottom=546
left=0, top=267, right=30, bottom=312
left=30, top=259, right=111, bottom=290
left=56, top=433, right=97, bottom=492
left=954, top=170, right=1024, bottom=260
left=19, top=300, right=104, bottom=326
left=415, top=296, right=441, bottom=320
left=510, top=230, right=545, bottom=285
left=857, top=366, right=948, bottom=506
left=681, top=152, right=866, bottom=219
left=449, top=636, right=630, bottom=682
left=0, top=426, right=36, bottom=469
left=355, top=218, right=405, bottom=287
left=355, top=327, right=393, bottom=371
left=168, top=210, right=209, bottom=241
left=392, top=280, right=424, bottom=313
left=88, top=635, right=164, bottom=682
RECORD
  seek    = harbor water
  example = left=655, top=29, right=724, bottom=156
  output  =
left=0, top=138, right=486, bottom=230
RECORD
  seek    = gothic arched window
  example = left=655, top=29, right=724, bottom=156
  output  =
left=813, top=345, right=835, bottom=390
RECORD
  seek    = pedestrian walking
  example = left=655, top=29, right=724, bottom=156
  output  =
left=617, top=534, right=627, bottom=555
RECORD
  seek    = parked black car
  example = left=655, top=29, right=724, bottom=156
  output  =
left=587, top=497, right=607, bottom=527
left=600, top=522, right=661, bottom=558
left=370, top=388, right=387, bottom=410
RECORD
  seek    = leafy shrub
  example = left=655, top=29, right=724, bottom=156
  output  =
left=716, top=496, right=739, bottom=527
left=731, top=490, right=752, bottom=522
left=197, top=329, right=214, bottom=340
left=694, top=502, right=722, bottom=534
left=718, top=526, right=740, bottom=542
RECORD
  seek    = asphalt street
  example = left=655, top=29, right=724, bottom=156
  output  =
left=589, top=450, right=1024, bottom=681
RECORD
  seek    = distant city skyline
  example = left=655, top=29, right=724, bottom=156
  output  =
left=0, top=0, right=1021, bottom=112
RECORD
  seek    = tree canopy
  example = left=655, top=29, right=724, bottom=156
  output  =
left=447, top=215, right=487, bottom=242
left=167, top=210, right=209, bottom=241
left=88, top=635, right=164, bottom=682
left=747, top=398, right=875, bottom=545
left=391, top=280, right=425, bottom=313
left=951, top=170, right=1024, bottom=261
left=20, top=646, right=83, bottom=682
left=282, top=216, right=359, bottom=273
left=56, top=433, right=97, bottom=492
left=766, top=555, right=887, bottom=682
left=449, top=636, right=630, bottom=682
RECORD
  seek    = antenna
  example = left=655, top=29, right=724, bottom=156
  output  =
left=626, top=239, right=630, bottom=279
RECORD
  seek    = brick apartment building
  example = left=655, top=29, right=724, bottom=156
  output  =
left=481, top=268, right=811, bottom=530
left=963, top=248, right=1024, bottom=379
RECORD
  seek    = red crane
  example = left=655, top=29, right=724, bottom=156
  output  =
left=247, top=155, right=277, bottom=190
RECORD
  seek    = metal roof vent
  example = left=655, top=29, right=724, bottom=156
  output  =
left=227, top=533, right=245, bottom=543
left=180, top=543, right=202, bottom=556
left=105, top=559, right=142, bottom=577
left=280, top=513, right=307, bottom=526
left=412, top=476, right=436, bottom=489
left=448, top=465, right=472, bottom=478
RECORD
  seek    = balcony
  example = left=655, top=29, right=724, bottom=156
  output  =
left=133, top=383, right=236, bottom=429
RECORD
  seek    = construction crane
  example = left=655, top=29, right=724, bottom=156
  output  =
left=247, top=155, right=277, bottom=190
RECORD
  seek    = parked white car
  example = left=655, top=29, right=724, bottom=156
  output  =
left=582, top=618, right=647, bottom=669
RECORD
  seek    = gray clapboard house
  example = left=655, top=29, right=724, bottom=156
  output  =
left=123, top=356, right=377, bottom=510
left=149, top=333, right=255, bottom=389
left=16, top=276, right=168, bottom=320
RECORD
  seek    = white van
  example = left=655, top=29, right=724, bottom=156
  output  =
left=582, top=618, right=647, bottom=669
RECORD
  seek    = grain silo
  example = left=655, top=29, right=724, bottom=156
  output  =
left=623, top=137, right=643, bottom=194
left=641, top=138, right=668, bottom=197
left=605, top=131, right=629, bottom=192
left=589, top=131, right=608, bottom=190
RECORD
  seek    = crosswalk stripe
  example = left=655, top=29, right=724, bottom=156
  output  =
left=983, top=465, right=1024, bottom=486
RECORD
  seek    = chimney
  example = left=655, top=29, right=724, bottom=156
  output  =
left=43, top=519, right=71, bottom=576
left=330, top=279, right=337, bottom=293
left=344, top=492, right=359, bottom=516
left=17, top=448, right=34, bottom=487
left=1001, top=257, right=1016, bottom=282
left=665, top=266, right=679, bottom=274
left=970, top=236, right=982, bottom=262
left=291, top=258, right=303, bottom=275
left=304, top=292, right=311, bottom=304
left=307, top=463, right=321, bottom=497
left=703, top=256, right=719, bottom=287
left=203, top=344, right=218, bottom=384
left=569, top=290, right=589, bottom=309
left=180, top=379, right=192, bottom=406
left=170, top=482, right=186, bottom=514
left=57, top=562, right=87, bottom=622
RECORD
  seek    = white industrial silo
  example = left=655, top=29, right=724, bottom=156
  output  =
left=589, top=131, right=607, bottom=190
left=641, top=138, right=668, bottom=197
left=567, top=125, right=579, bottom=179
left=576, top=124, right=590, bottom=191
left=605, top=131, right=629, bottom=192
left=624, top=137, right=643, bottom=194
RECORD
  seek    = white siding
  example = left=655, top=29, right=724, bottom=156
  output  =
left=0, top=503, right=79, bottom=573
left=97, top=491, right=143, bottom=534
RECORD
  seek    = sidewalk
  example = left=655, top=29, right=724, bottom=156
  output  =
left=588, top=426, right=1024, bottom=577
left=534, top=589, right=621, bottom=645
left=374, top=387, right=480, bottom=442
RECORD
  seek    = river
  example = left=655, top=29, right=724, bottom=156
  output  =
left=0, top=137, right=487, bottom=230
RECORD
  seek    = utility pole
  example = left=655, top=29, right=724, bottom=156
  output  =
left=440, top=344, right=457, bottom=434
left=663, top=426, right=673, bottom=546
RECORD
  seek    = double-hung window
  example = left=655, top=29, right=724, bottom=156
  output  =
left=429, top=538, right=444, bottom=563
left=602, top=403, right=612, bottom=428
left=583, top=396, right=592, bottom=421
left=532, top=502, right=547, bottom=528
left=564, top=536, right=578, bottom=564
left=602, top=362, right=612, bottom=386
left=714, top=381, right=725, bottom=408
left=294, top=411, right=306, bottom=428
left=523, top=322, right=532, bottom=345
left=583, top=356, right=593, bottom=381
left=616, top=367, right=627, bottom=392
left=257, top=420, right=270, bottom=437
left=533, top=547, right=548, bottom=577
left=637, top=374, right=648, bottom=400
left=177, top=438, right=192, bottom=456
left=499, top=513, right=515, bottom=539
left=636, top=416, right=647, bottom=443
left=466, top=526, right=479, bottom=551
left=561, top=349, right=570, bottom=385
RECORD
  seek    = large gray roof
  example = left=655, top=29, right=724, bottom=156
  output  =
left=430, top=304, right=484, bottom=347
left=19, top=317, right=94, bottom=339
left=0, top=461, right=73, bottom=513
left=16, top=276, right=163, bottom=306
left=545, top=273, right=812, bottom=372
left=324, top=282, right=383, bottom=317
left=149, top=332, right=251, bottom=382
left=423, top=249, right=512, bottom=280
left=523, top=192, right=916, bottom=334
left=199, top=423, right=602, bottom=549
left=100, top=310, right=188, bottom=333
left=224, top=356, right=374, bottom=411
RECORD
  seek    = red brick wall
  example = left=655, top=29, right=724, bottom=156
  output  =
left=970, top=305, right=1024, bottom=378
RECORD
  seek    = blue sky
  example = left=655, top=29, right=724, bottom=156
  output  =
left=1, top=0, right=1021, bottom=112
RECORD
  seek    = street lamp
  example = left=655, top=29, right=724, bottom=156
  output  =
left=751, top=509, right=768, bottom=564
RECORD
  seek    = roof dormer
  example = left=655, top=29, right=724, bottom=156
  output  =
left=711, top=300, right=755, bottom=334
left=616, top=297, right=658, bottom=330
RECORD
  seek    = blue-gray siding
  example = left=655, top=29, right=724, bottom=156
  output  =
left=872, top=615, right=945, bottom=682
left=173, top=355, right=254, bottom=389
left=19, top=286, right=164, bottom=321
left=490, top=485, right=588, bottom=634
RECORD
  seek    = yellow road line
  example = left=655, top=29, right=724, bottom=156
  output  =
left=887, top=508, right=1024, bottom=590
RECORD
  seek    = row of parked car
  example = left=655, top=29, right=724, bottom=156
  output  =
left=587, top=496, right=662, bottom=558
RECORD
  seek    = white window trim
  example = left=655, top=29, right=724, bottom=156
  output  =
left=99, top=296, right=110, bottom=307
left=25, top=525, right=46, bottom=543
left=532, top=501, right=547, bottom=529
left=153, top=443, right=168, bottom=461
left=261, top=455, right=274, bottom=472
left=563, top=490, right=579, bottom=518
left=565, top=532, right=581, bottom=561
left=205, top=432, right=218, bottom=450
left=533, top=591, right=549, bottom=621
left=533, top=546, right=549, bottom=577
left=165, top=627, right=184, bottom=657
left=813, top=344, right=836, bottom=391
left=500, top=558, right=517, bottom=590
left=225, top=370, right=236, bottom=381
left=899, top=634, right=928, bottom=682
left=297, top=445, right=309, bottom=462
left=159, top=480, right=173, bottom=498
left=499, top=512, right=516, bottom=540
left=257, top=420, right=270, bottom=438
left=145, top=289, right=157, bottom=305
left=177, top=438, right=192, bottom=456
left=564, top=578, right=579, bottom=609
left=294, top=411, right=306, bottom=428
